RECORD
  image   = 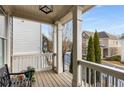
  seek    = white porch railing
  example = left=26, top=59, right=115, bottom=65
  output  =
left=78, top=60, right=124, bottom=87
left=12, top=53, right=53, bottom=73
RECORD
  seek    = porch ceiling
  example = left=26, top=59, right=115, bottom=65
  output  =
left=2, top=5, right=94, bottom=24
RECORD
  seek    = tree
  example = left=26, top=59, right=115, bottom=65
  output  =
left=94, top=31, right=101, bottom=64
left=42, top=35, right=53, bottom=53
left=94, top=31, right=101, bottom=83
left=69, top=44, right=73, bottom=74
left=86, top=36, right=95, bottom=84
left=87, top=36, right=95, bottom=62
left=63, top=21, right=73, bottom=72
left=42, top=35, right=48, bottom=53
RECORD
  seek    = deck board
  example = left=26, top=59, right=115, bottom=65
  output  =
left=33, top=70, right=72, bottom=87
left=45, top=71, right=58, bottom=87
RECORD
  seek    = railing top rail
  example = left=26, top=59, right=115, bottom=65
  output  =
left=12, top=53, right=53, bottom=57
left=78, top=60, right=124, bottom=80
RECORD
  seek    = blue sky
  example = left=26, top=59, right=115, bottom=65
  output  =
left=82, top=5, right=124, bottom=35
left=42, top=5, right=124, bottom=37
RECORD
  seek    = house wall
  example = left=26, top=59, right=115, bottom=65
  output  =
left=82, top=36, right=121, bottom=58
left=108, top=39, right=120, bottom=47
left=108, top=39, right=121, bottom=56
left=13, top=17, right=41, bottom=55
left=100, top=38, right=109, bottom=47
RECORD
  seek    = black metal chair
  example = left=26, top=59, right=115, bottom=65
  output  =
left=0, top=64, right=34, bottom=87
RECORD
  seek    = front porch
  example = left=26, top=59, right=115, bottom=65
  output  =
left=33, top=70, right=72, bottom=87
left=1, top=5, right=124, bottom=87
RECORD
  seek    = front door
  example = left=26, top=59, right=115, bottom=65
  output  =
left=103, top=48, right=108, bottom=58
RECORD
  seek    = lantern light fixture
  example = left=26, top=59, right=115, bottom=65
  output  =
left=39, top=5, right=53, bottom=14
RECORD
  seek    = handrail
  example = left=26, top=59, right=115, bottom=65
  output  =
left=78, top=60, right=124, bottom=80
left=13, top=53, right=53, bottom=57
left=12, top=53, right=54, bottom=73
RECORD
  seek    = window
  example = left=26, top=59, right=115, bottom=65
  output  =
left=0, top=10, right=6, bottom=38
left=0, top=38, right=4, bottom=66
left=0, top=7, right=6, bottom=65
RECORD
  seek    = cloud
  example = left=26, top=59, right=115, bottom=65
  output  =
left=95, top=5, right=104, bottom=8
left=107, top=24, right=124, bottom=31
left=84, top=18, right=96, bottom=21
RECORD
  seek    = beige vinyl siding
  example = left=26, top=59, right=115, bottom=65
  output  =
left=13, top=17, right=41, bottom=55
left=100, top=38, right=109, bottom=47
left=108, top=39, right=120, bottom=47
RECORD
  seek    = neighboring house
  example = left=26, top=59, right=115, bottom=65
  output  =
left=82, top=31, right=121, bottom=58
left=42, top=35, right=53, bottom=53
left=121, top=33, right=124, bottom=63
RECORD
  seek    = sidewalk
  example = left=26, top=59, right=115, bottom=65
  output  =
left=102, top=60, right=124, bottom=70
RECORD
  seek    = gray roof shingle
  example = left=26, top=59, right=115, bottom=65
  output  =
left=82, top=31, right=118, bottom=39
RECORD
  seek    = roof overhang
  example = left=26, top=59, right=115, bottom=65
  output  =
left=2, top=5, right=95, bottom=24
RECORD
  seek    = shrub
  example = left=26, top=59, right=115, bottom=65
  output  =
left=105, top=55, right=121, bottom=62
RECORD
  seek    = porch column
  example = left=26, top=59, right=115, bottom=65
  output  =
left=6, top=15, right=13, bottom=72
left=53, top=25, right=57, bottom=71
left=40, top=24, right=43, bottom=53
left=56, top=22, right=63, bottom=74
left=72, top=6, right=83, bottom=87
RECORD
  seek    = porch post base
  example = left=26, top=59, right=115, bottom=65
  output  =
left=72, top=79, right=82, bottom=87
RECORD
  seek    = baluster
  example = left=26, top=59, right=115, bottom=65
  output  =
left=21, top=56, right=23, bottom=71
left=114, top=77, right=117, bottom=87
left=100, top=73, right=103, bottom=87
left=22, top=56, right=24, bottom=70
left=25, top=56, right=27, bottom=70
left=41, top=54, right=43, bottom=69
left=18, top=57, right=20, bottom=72
left=107, top=75, right=110, bottom=87
left=28, top=56, right=30, bottom=68
left=94, top=70, right=96, bottom=87
left=41, top=54, right=43, bottom=70
left=43, top=54, right=45, bottom=68
left=36, top=55, right=38, bottom=70
left=88, top=68, right=91, bottom=87
left=32, top=55, right=34, bottom=69
left=13, top=57, right=15, bottom=73
left=38, top=54, right=40, bottom=71
left=31, top=55, right=33, bottom=68
left=35, top=55, right=37, bottom=70
left=84, top=67, right=87, bottom=87
left=38, top=54, right=40, bottom=70
left=13, top=57, right=16, bottom=73
left=115, top=78, right=118, bottom=87
left=26, top=56, right=28, bottom=69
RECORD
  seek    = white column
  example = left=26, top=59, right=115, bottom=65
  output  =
left=56, top=22, right=63, bottom=74
left=121, top=38, right=124, bottom=63
left=72, top=6, right=83, bottom=87
left=40, top=24, right=43, bottom=53
left=6, top=15, right=13, bottom=72
left=53, top=25, right=57, bottom=71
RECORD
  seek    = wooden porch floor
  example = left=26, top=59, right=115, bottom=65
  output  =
left=33, top=70, right=73, bottom=87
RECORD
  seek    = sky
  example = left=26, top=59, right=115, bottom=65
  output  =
left=42, top=23, right=53, bottom=39
left=42, top=5, right=124, bottom=38
left=82, top=5, right=124, bottom=36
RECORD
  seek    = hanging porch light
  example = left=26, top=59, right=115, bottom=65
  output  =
left=39, top=5, right=53, bottom=14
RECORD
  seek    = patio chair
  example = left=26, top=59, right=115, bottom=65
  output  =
left=0, top=64, right=34, bottom=87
